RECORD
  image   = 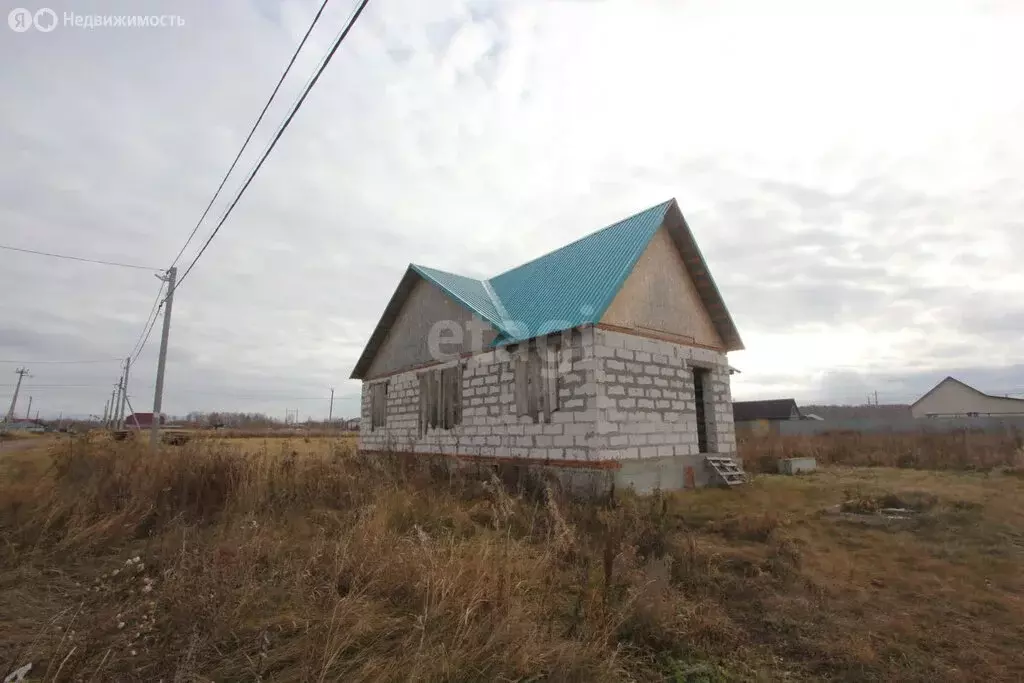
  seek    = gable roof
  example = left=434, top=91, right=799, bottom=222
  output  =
left=350, top=198, right=743, bottom=379
left=733, top=399, right=801, bottom=422
left=911, top=376, right=1024, bottom=408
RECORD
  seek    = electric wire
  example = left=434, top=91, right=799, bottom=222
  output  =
left=0, top=244, right=159, bottom=271
left=169, top=0, right=334, bottom=269
left=173, top=0, right=372, bottom=293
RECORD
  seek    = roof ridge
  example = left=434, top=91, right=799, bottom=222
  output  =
left=409, top=264, right=507, bottom=331
left=480, top=278, right=512, bottom=329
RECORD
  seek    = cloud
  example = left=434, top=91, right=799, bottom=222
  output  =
left=1, top=0, right=1022, bottom=417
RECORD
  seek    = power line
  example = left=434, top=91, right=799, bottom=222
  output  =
left=173, top=0, right=372, bottom=293
left=128, top=280, right=166, bottom=361
left=169, top=0, right=333, bottom=269
left=131, top=301, right=164, bottom=365
left=0, top=358, right=121, bottom=364
left=0, top=244, right=159, bottom=271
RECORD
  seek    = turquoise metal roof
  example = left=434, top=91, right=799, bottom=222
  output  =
left=488, top=200, right=673, bottom=344
left=406, top=201, right=672, bottom=345
left=351, top=198, right=743, bottom=379
left=410, top=264, right=505, bottom=330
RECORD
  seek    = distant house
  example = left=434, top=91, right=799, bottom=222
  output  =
left=910, top=377, right=1024, bottom=418
left=350, top=198, right=747, bottom=492
left=124, top=412, right=165, bottom=429
left=1, top=419, right=45, bottom=433
left=732, top=398, right=801, bottom=436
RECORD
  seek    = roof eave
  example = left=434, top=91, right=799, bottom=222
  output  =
left=662, top=201, right=745, bottom=352
left=349, top=266, right=422, bottom=380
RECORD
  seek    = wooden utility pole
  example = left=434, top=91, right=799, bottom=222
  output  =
left=150, top=266, right=177, bottom=449
left=328, top=387, right=334, bottom=424
left=5, top=367, right=29, bottom=422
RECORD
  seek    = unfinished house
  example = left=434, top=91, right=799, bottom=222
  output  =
left=351, top=199, right=746, bottom=492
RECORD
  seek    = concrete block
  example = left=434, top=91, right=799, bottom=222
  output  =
left=564, top=423, right=592, bottom=435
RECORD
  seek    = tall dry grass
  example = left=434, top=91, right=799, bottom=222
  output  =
left=2, top=434, right=1024, bottom=681
left=740, top=429, right=1024, bottom=473
left=0, top=436, right=762, bottom=681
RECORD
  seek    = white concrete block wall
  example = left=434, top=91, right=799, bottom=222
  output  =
left=590, top=328, right=736, bottom=461
left=358, top=328, right=600, bottom=461
left=359, top=325, right=737, bottom=465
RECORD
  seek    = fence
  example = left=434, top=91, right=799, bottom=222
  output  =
left=778, top=415, right=1024, bottom=436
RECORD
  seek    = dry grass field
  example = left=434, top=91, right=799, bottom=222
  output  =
left=1, top=433, right=1023, bottom=681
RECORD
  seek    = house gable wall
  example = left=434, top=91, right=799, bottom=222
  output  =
left=600, top=226, right=724, bottom=349
left=365, top=278, right=498, bottom=379
left=912, top=380, right=1024, bottom=417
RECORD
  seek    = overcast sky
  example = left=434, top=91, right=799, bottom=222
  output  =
left=1, top=0, right=1022, bottom=420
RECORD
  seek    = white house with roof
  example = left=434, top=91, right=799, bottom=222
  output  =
left=911, top=376, right=1024, bottom=418
left=350, top=199, right=746, bottom=493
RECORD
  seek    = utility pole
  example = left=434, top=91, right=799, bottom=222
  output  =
left=117, top=357, right=130, bottom=429
left=113, top=369, right=124, bottom=428
left=5, top=367, right=29, bottom=422
left=328, top=387, right=334, bottom=425
left=102, top=400, right=110, bottom=425
left=873, top=390, right=879, bottom=406
left=25, top=396, right=33, bottom=421
left=107, top=386, right=116, bottom=428
left=150, top=266, right=176, bottom=449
